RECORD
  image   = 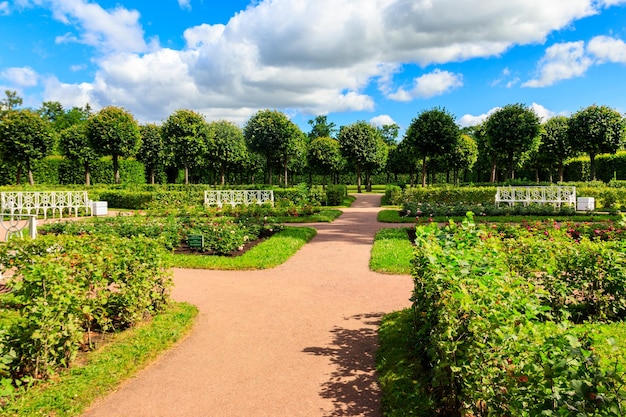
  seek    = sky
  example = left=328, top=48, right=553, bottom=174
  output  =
left=1, top=0, right=626, bottom=138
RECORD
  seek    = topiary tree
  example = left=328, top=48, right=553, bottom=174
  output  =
left=207, top=120, right=248, bottom=186
left=405, top=107, right=460, bottom=187
left=338, top=120, right=384, bottom=193
left=538, top=116, right=574, bottom=183
left=161, top=109, right=212, bottom=185
left=86, top=106, right=141, bottom=184
left=59, top=123, right=98, bottom=186
left=137, top=124, right=165, bottom=185
left=307, top=136, right=344, bottom=187
left=244, top=109, right=304, bottom=185
left=0, top=109, right=54, bottom=185
left=485, top=104, right=541, bottom=181
left=568, top=105, right=625, bottom=181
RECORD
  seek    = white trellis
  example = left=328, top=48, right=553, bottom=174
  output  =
left=204, top=190, right=274, bottom=208
left=0, top=191, right=93, bottom=219
left=495, top=186, right=576, bottom=208
left=0, top=213, right=37, bottom=241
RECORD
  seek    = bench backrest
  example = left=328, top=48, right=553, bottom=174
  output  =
left=495, top=186, right=576, bottom=206
left=204, top=190, right=274, bottom=208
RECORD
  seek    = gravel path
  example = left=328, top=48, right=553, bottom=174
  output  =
left=83, top=193, right=413, bottom=417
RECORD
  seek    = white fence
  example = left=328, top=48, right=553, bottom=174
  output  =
left=495, top=186, right=576, bottom=208
left=0, top=191, right=93, bottom=219
left=204, top=190, right=274, bottom=208
left=0, top=213, right=37, bottom=241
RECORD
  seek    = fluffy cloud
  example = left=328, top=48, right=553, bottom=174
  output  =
left=370, top=114, right=397, bottom=127
left=388, top=69, right=463, bottom=101
left=0, top=67, right=39, bottom=87
left=28, top=0, right=614, bottom=122
left=587, top=35, right=626, bottom=63
left=178, top=0, right=191, bottom=11
left=458, top=107, right=501, bottom=127
left=523, top=42, right=593, bottom=87
left=0, top=2, right=9, bottom=15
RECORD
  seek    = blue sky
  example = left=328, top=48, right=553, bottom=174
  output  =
left=2, top=0, right=626, bottom=137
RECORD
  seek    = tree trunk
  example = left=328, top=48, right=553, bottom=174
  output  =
left=558, top=161, right=564, bottom=183
left=28, top=168, right=34, bottom=186
left=284, top=159, right=288, bottom=187
left=535, top=169, right=540, bottom=184
left=421, top=156, right=427, bottom=187
left=220, top=164, right=226, bottom=186
left=507, top=151, right=515, bottom=180
left=113, top=154, right=120, bottom=184
left=85, top=161, right=91, bottom=186
left=590, top=153, right=597, bottom=181
left=356, top=165, right=362, bottom=193
left=366, top=170, right=372, bottom=192
left=184, top=166, right=189, bottom=185
left=16, top=166, right=21, bottom=185
left=490, top=157, right=497, bottom=183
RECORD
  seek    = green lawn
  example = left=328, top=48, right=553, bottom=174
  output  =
left=370, top=228, right=413, bottom=275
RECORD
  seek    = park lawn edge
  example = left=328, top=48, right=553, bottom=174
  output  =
left=0, top=301, right=198, bottom=417
left=170, top=226, right=317, bottom=269
left=370, top=228, right=413, bottom=275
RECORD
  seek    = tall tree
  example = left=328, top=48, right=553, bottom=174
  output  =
left=405, top=107, right=460, bottom=187
left=207, top=120, right=248, bottom=185
left=307, top=136, right=344, bottom=186
left=87, top=106, right=141, bottom=184
left=378, top=123, right=400, bottom=145
left=308, top=115, right=337, bottom=139
left=0, top=90, right=22, bottom=116
left=161, top=109, right=211, bottom=185
left=0, top=109, right=54, bottom=185
left=244, top=109, right=304, bottom=185
left=441, top=133, right=478, bottom=184
left=485, top=104, right=541, bottom=180
left=137, top=124, right=165, bottom=185
left=338, top=120, right=384, bottom=193
left=59, top=123, right=98, bottom=186
left=568, top=105, right=625, bottom=181
left=539, top=116, right=574, bottom=182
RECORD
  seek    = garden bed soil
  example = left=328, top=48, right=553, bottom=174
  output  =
left=173, top=228, right=277, bottom=257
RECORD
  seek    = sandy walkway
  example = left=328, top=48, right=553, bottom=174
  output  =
left=83, top=193, right=413, bottom=417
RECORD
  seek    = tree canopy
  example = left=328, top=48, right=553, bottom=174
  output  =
left=207, top=120, right=248, bottom=185
left=485, top=103, right=541, bottom=181
left=87, top=106, right=141, bottom=184
left=338, top=120, right=385, bottom=193
left=568, top=105, right=625, bottom=181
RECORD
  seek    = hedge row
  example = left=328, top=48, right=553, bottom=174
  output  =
left=411, top=217, right=626, bottom=415
left=0, top=234, right=172, bottom=383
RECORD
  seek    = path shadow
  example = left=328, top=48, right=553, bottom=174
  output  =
left=303, top=313, right=384, bottom=417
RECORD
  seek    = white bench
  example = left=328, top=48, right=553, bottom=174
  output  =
left=495, top=186, right=576, bottom=208
left=204, top=190, right=274, bottom=208
left=0, top=191, right=93, bottom=219
left=0, top=213, right=37, bottom=241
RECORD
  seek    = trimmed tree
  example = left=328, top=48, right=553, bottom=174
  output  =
left=207, top=120, right=248, bottom=186
left=338, top=121, right=384, bottom=193
left=485, top=104, right=541, bottom=181
left=161, top=109, right=212, bottom=185
left=539, top=116, right=574, bottom=182
left=138, top=124, right=165, bottom=185
left=59, top=123, right=98, bottom=186
left=568, top=105, right=625, bottom=181
left=244, top=109, right=304, bottom=185
left=87, top=106, right=141, bottom=184
left=0, top=109, right=54, bottom=185
left=405, top=107, right=460, bottom=187
left=308, top=136, right=344, bottom=186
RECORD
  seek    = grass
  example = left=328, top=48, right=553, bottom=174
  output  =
left=370, top=228, right=413, bottom=275
left=376, top=309, right=430, bottom=417
left=377, top=209, right=622, bottom=224
left=271, top=209, right=343, bottom=223
left=170, top=226, right=317, bottom=269
left=0, top=302, right=198, bottom=417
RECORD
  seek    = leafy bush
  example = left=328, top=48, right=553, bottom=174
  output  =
left=410, top=215, right=626, bottom=415
left=0, top=234, right=172, bottom=383
left=325, top=184, right=347, bottom=206
left=385, top=184, right=402, bottom=205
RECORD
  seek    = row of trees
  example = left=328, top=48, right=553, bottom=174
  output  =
left=1, top=90, right=624, bottom=188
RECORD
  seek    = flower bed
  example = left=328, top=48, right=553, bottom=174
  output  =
left=410, top=214, right=626, bottom=415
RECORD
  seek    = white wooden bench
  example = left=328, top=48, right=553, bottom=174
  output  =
left=0, top=191, right=93, bottom=219
left=495, top=186, right=576, bottom=208
left=204, top=190, right=274, bottom=208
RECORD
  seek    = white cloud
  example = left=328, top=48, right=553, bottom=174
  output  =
left=30, top=0, right=617, bottom=122
left=530, top=102, right=555, bottom=122
left=370, top=114, right=396, bottom=127
left=587, top=35, right=626, bottom=63
left=178, top=0, right=192, bottom=11
left=523, top=41, right=593, bottom=87
left=388, top=69, right=463, bottom=101
left=458, top=107, right=501, bottom=127
left=0, top=1, right=9, bottom=15
left=0, top=67, right=39, bottom=87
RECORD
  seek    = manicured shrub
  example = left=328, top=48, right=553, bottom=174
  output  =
left=385, top=184, right=402, bottom=205
left=325, top=184, right=347, bottom=206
